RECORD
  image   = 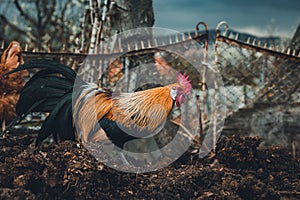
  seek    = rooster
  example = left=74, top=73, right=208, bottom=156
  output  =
left=0, top=41, right=27, bottom=131
left=6, top=59, right=192, bottom=150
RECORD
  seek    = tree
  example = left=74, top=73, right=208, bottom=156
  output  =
left=86, top=0, right=154, bottom=52
left=82, top=0, right=155, bottom=87
left=0, top=0, right=86, bottom=51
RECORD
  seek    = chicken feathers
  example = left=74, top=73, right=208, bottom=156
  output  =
left=6, top=59, right=192, bottom=149
left=0, top=41, right=27, bottom=130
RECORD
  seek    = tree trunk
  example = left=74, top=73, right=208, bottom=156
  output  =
left=104, top=0, right=154, bottom=37
left=99, top=0, right=155, bottom=90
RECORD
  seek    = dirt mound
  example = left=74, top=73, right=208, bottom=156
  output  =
left=0, top=134, right=299, bottom=199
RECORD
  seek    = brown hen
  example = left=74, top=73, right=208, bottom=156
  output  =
left=0, top=41, right=27, bottom=130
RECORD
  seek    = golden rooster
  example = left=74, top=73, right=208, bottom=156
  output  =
left=0, top=41, right=27, bottom=131
left=6, top=59, right=191, bottom=149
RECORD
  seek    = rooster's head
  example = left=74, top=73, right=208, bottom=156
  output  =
left=170, top=73, right=192, bottom=107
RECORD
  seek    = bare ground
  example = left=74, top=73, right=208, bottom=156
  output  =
left=0, top=133, right=299, bottom=200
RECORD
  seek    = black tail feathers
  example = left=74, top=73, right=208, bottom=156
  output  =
left=6, top=59, right=78, bottom=145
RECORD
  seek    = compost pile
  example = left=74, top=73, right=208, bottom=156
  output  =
left=0, top=134, right=299, bottom=200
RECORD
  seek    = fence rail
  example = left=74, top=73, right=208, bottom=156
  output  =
left=215, top=22, right=300, bottom=61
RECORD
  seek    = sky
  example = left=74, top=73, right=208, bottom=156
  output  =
left=153, top=0, right=300, bottom=38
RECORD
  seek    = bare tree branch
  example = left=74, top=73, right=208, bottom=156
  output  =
left=0, top=15, right=27, bottom=36
left=14, top=0, right=37, bottom=27
left=2, top=0, right=85, bottom=51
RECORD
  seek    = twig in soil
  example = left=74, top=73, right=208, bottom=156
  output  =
left=292, top=140, right=296, bottom=159
left=277, top=190, right=300, bottom=196
left=0, top=115, right=23, bottom=138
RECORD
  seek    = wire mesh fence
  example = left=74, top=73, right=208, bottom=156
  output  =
left=1, top=21, right=299, bottom=153
left=215, top=22, right=300, bottom=154
left=215, top=23, right=300, bottom=115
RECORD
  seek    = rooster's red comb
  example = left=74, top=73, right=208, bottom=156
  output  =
left=176, top=73, right=192, bottom=94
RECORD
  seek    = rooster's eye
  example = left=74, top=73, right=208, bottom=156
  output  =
left=170, top=87, right=177, bottom=100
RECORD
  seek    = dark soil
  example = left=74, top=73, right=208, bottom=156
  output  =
left=0, top=134, right=299, bottom=200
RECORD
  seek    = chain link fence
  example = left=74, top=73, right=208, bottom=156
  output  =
left=215, top=22, right=300, bottom=154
